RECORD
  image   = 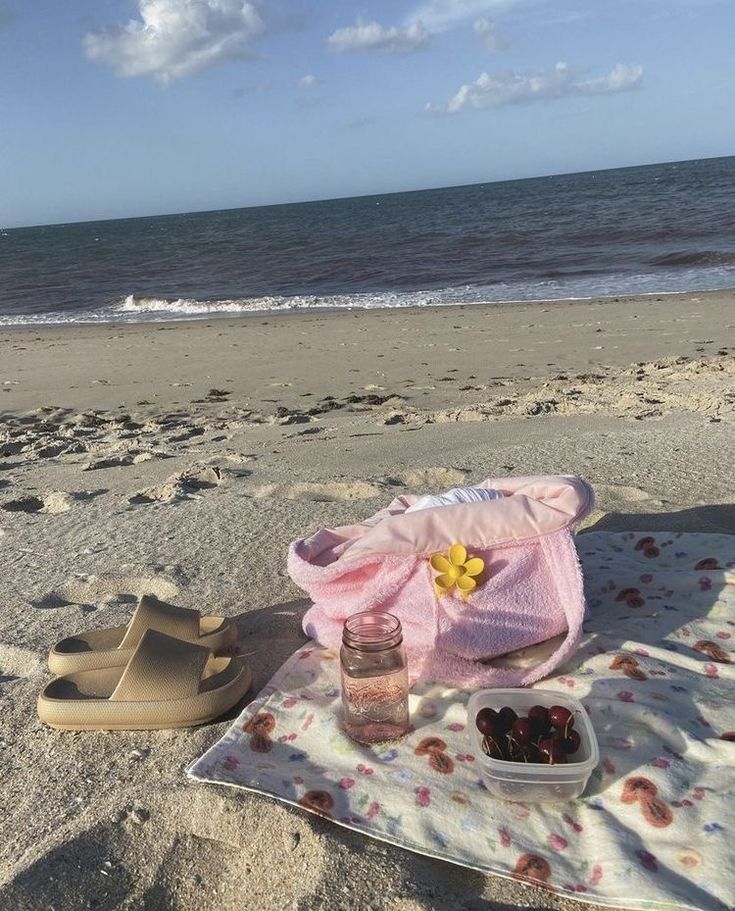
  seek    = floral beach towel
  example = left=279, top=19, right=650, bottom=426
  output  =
left=189, top=532, right=735, bottom=911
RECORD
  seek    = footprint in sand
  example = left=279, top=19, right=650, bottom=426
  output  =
left=580, top=485, right=662, bottom=531
left=167, top=426, right=206, bottom=443
left=42, top=571, right=181, bottom=609
left=199, top=455, right=253, bottom=476
left=251, top=480, right=384, bottom=502
left=0, top=643, right=41, bottom=678
left=71, top=489, right=109, bottom=502
left=129, top=485, right=182, bottom=505
left=82, top=452, right=159, bottom=471
left=35, top=440, right=87, bottom=459
left=1, top=491, right=71, bottom=514
left=595, top=484, right=652, bottom=504
left=82, top=454, right=135, bottom=470
left=177, top=466, right=223, bottom=490
left=219, top=451, right=256, bottom=464
left=1, top=441, right=25, bottom=457
left=129, top=466, right=224, bottom=505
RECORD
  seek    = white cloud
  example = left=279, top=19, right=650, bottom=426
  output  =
left=472, top=17, right=507, bottom=51
left=578, top=62, right=644, bottom=93
left=408, top=0, right=516, bottom=32
left=84, top=0, right=265, bottom=83
left=299, top=73, right=318, bottom=87
left=327, top=19, right=430, bottom=54
left=428, top=61, right=643, bottom=114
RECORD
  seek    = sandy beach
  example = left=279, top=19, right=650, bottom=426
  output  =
left=1, top=289, right=734, bottom=911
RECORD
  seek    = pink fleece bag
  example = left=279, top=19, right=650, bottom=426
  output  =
left=288, top=475, right=594, bottom=687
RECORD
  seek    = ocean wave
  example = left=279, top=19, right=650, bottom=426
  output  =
left=118, top=294, right=295, bottom=314
left=1, top=264, right=734, bottom=326
left=113, top=264, right=735, bottom=318
left=115, top=291, right=444, bottom=314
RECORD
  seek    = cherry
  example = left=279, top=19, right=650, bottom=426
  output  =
left=549, top=705, right=574, bottom=736
left=511, top=717, right=533, bottom=746
left=538, top=738, right=554, bottom=761
left=557, top=729, right=582, bottom=755
left=497, top=706, right=518, bottom=732
left=549, top=743, right=568, bottom=764
left=476, top=707, right=499, bottom=736
left=528, top=705, right=550, bottom=728
left=538, top=737, right=568, bottom=764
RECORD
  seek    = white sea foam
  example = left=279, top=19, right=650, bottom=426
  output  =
left=0, top=264, right=733, bottom=326
left=116, top=290, right=445, bottom=315
left=112, top=265, right=735, bottom=318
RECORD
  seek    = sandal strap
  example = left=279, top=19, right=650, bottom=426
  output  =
left=119, top=594, right=200, bottom=649
left=112, top=630, right=211, bottom=702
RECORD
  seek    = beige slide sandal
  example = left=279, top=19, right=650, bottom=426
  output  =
left=38, top=629, right=252, bottom=731
left=48, top=594, right=237, bottom=675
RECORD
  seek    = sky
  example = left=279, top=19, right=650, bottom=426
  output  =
left=0, top=0, right=733, bottom=227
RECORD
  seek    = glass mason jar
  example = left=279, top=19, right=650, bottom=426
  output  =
left=340, top=611, right=410, bottom=745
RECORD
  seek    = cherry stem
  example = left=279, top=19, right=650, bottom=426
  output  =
left=482, top=734, right=500, bottom=756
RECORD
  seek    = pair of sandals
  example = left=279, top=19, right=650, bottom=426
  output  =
left=37, top=595, right=251, bottom=730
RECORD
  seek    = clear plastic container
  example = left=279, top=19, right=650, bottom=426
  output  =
left=467, top=688, right=599, bottom=802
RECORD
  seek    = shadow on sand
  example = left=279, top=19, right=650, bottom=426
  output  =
left=585, top=503, right=734, bottom=535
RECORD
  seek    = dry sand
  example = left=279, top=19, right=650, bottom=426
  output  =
left=1, top=289, right=734, bottom=911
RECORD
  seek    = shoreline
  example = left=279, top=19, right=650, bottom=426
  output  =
left=1, top=286, right=734, bottom=330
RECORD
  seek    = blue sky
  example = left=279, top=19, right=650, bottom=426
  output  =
left=1, top=0, right=733, bottom=227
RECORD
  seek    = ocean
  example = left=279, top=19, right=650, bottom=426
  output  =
left=1, top=156, right=734, bottom=325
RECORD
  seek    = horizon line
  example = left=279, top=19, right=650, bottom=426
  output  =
left=4, top=153, right=733, bottom=232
